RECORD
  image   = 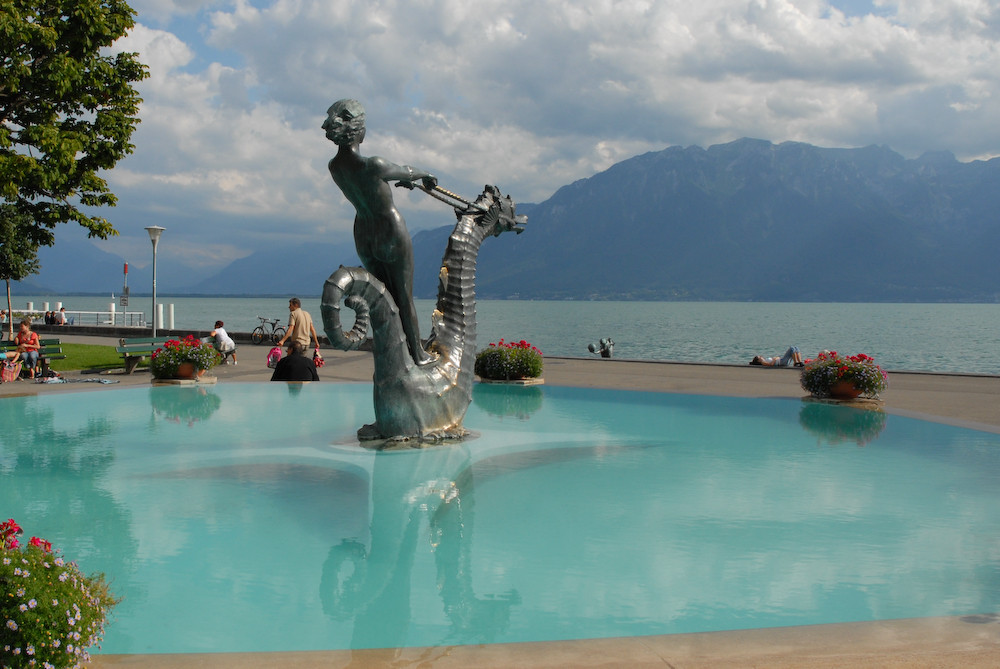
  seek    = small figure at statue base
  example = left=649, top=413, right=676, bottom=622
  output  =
left=588, top=338, right=615, bottom=358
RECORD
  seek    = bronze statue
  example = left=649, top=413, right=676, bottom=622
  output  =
left=321, top=99, right=526, bottom=442
left=323, top=99, right=437, bottom=367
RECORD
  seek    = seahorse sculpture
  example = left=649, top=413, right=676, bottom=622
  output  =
left=320, top=185, right=526, bottom=442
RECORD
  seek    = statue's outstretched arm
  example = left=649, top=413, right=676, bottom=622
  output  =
left=371, top=156, right=437, bottom=190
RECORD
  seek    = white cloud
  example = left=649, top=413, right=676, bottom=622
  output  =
left=93, top=0, right=1000, bottom=277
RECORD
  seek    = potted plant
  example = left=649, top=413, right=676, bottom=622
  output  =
left=800, top=351, right=889, bottom=399
left=1, top=518, right=118, bottom=669
left=475, top=338, right=544, bottom=383
left=150, top=335, right=221, bottom=380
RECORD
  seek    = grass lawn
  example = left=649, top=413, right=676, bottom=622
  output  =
left=49, top=343, right=145, bottom=373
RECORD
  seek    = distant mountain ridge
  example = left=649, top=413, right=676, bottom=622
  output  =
left=415, top=138, right=1000, bottom=301
left=18, top=138, right=1000, bottom=301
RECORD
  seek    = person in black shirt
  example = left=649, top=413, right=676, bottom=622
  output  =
left=270, top=341, right=319, bottom=382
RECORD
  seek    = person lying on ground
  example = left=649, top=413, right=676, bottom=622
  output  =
left=749, top=346, right=803, bottom=367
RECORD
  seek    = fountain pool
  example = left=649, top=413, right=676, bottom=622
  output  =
left=1, top=382, right=999, bottom=655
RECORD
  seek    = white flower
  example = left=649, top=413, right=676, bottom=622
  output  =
left=5, top=620, right=17, bottom=631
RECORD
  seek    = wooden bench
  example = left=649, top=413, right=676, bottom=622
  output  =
left=117, top=336, right=170, bottom=374
left=1, top=337, right=66, bottom=378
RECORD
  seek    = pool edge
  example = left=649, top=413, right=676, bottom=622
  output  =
left=91, top=614, right=1000, bottom=667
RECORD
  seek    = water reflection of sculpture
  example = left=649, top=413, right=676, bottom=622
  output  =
left=799, top=403, right=888, bottom=447
left=320, top=99, right=526, bottom=442
left=320, top=446, right=520, bottom=649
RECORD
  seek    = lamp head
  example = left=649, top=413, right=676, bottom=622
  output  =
left=144, top=226, right=165, bottom=248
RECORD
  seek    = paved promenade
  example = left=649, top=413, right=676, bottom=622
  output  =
left=4, top=333, right=999, bottom=667
left=4, top=333, right=998, bottom=433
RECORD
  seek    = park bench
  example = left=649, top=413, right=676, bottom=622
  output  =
left=0, top=337, right=66, bottom=378
left=117, top=336, right=170, bottom=374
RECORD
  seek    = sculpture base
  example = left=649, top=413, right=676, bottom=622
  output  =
left=357, top=423, right=477, bottom=449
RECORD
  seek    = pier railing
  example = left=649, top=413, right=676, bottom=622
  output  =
left=8, top=309, right=147, bottom=327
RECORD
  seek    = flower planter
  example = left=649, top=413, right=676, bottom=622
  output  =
left=828, top=380, right=863, bottom=400
left=176, top=361, right=198, bottom=379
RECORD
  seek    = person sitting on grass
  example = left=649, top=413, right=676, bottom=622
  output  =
left=750, top=346, right=803, bottom=367
left=270, top=341, right=319, bottom=382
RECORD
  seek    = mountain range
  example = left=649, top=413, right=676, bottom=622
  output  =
left=16, top=138, right=1000, bottom=302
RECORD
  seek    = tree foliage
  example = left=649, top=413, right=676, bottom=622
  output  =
left=0, top=0, right=148, bottom=247
left=0, top=203, right=40, bottom=337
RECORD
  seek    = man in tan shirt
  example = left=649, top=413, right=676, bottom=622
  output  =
left=276, top=297, right=320, bottom=351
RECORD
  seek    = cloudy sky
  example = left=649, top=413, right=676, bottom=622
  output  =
left=80, top=0, right=999, bottom=281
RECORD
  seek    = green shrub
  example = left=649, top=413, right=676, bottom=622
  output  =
left=2, top=519, right=118, bottom=669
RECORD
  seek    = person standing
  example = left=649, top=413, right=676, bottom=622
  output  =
left=276, top=297, right=320, bottom=351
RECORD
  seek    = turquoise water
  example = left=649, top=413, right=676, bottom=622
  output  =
left=2, top=383, right=1000, bottom=654
left=13, top=295, right=1000, bottom=373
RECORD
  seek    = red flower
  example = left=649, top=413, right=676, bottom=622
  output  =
left=2, top=518, right=24, bottom=549
left=28, top=536, right=52, bottom=553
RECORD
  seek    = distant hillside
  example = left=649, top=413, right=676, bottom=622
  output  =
left=184, top=241, right=360, bottom=295
left=415, top=139, right=1000, bottom=301
left=19, top=138, right=1000, bottom=301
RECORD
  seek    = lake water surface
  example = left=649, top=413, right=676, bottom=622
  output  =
left=13, top=295, right=1000, bottom=374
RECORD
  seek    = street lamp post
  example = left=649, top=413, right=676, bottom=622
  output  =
left=144, top=226, right=165, bottom=337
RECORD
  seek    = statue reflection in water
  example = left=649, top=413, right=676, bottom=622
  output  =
left=320, top=446, right=520, bottom=650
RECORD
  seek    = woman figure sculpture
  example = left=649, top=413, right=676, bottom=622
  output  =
left=323, top=98, right=437, bottom=367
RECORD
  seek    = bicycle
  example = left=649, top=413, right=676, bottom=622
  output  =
left=251, top=316, right=286, bottom=345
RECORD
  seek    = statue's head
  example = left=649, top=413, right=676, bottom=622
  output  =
left=324, top=99, right=366, bottom=145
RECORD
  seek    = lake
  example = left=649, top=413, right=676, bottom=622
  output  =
left=11, top=295, right=1000, bottom=374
